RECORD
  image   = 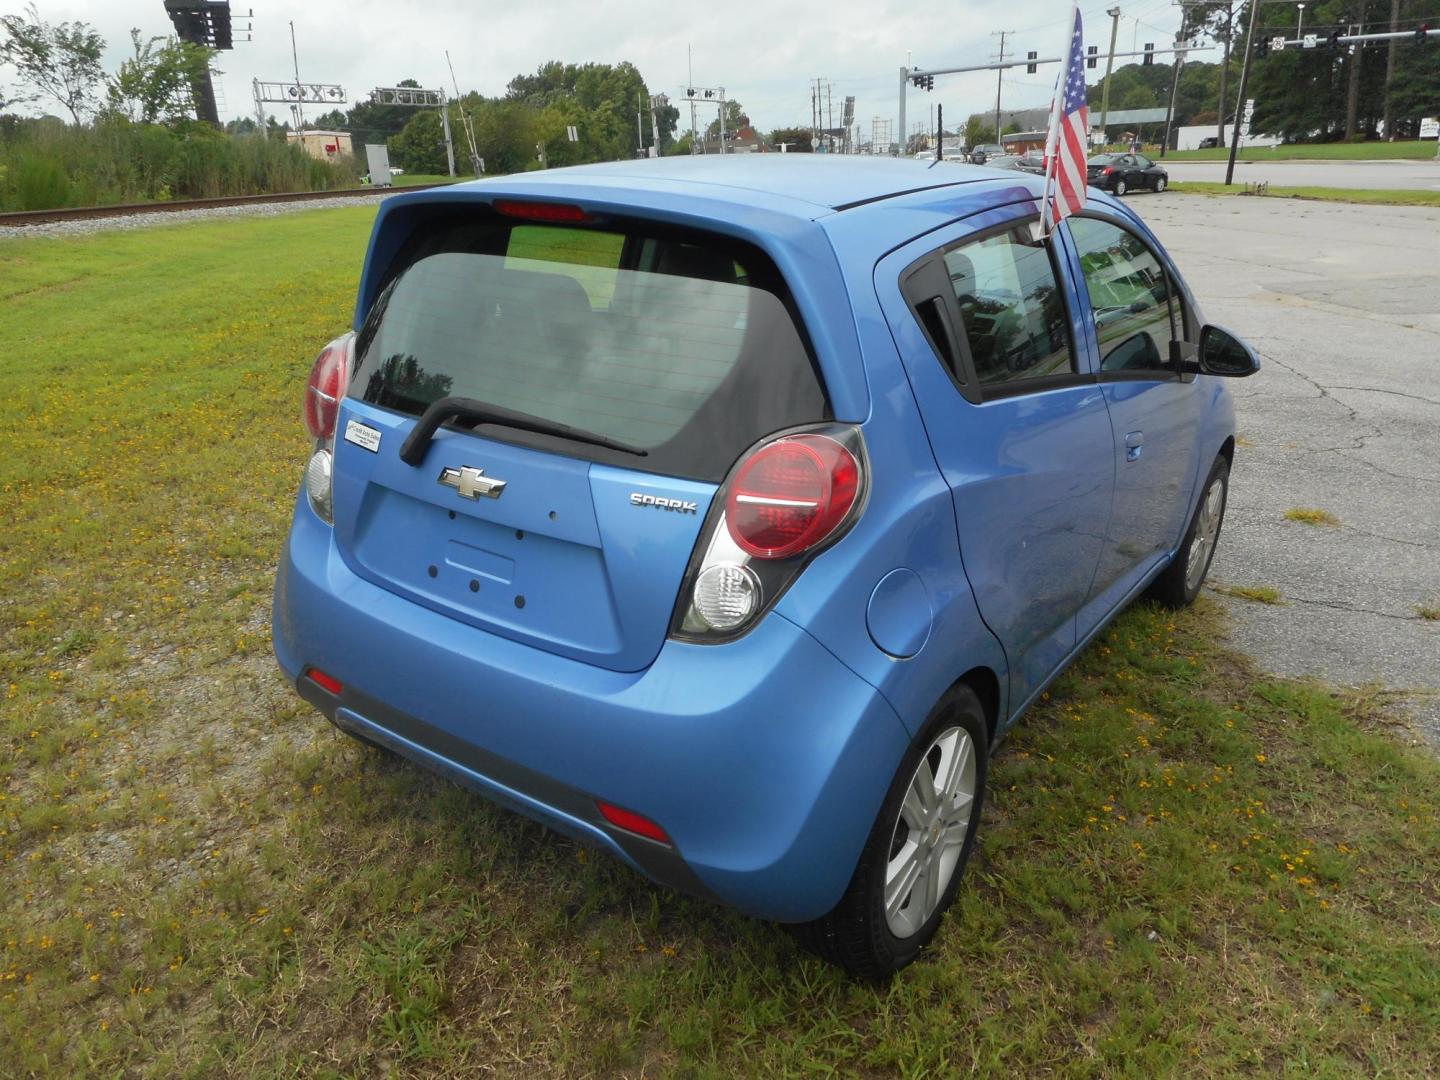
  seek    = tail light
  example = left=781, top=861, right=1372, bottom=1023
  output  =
left=1102, top=166, right=1115, bottom=176
left=726, top=435, right=859, bottom=558
left=672, top=426, right=867, bottom=642
left=301, top=332, right=355, bottom=524
left=303, top=333, right=354, bottom=441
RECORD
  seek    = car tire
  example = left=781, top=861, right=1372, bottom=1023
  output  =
left=1154, top=176, right=1167, bottom=193
left=1148, top=454, right=1229, bottom=609
left=1114, top=178, right=1129, bottom=196
left=791, top=685, right=989, bottom=980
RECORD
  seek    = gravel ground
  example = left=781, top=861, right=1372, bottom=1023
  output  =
left=0, top=191, right=407, bottom=240
left=1144, top=193, right=1440, bottom=746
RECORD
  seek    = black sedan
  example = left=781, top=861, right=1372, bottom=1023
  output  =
left=1086, top=153, right=1168, bottom=196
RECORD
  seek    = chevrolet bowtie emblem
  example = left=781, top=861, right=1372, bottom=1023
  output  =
left=438, top=465, right=507, bottom=500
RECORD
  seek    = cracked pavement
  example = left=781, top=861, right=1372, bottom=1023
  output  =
left=1142, top=195, right=1440, bottom=744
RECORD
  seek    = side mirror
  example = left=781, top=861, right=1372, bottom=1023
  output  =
left=1197, top=324, right=1260, bottom=377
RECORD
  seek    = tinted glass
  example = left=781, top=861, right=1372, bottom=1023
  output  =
left=1135, top=154, right=1153, bottom=168
left=1068, top=217, right=1178, bottom=372
left=353, top=221, right=828, bottom=482
left=1088, top=155, right=1119, bottom=166
left=945, top=227, right=1074, bottom=387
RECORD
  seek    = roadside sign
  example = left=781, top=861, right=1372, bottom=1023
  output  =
left=566, top=125, right=579, bottom=142
left=1303, top=33, right=1317, bottom=48
left=1420, top=117, right=1439, bottom=140
left=1271, top=36, right=1286, bottom=52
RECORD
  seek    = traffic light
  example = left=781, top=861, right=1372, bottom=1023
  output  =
left=1026, top=50, right=1038, bottom=74
left=1143, top=42, right=1155, bottom=65
left=1087, top=45, right=1099, bottom=68
left=909, top=74, right=934, bottom=90
left=1328, top=29, right=1343, bottom=49
left=1255, top=35, right=1270, bottom=58
left=1416, top=24, right=1430, bottom=45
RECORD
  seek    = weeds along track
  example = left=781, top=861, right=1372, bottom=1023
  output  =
left=0, top=183, right=454, bottom=229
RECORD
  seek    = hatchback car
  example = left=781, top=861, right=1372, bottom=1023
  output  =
left=1087, top=152, right=1169, bottom=195
left=274, top=156, right=1257, bottom=978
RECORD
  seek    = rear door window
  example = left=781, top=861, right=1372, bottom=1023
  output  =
left=943, top=226, right=1075, bottom=388
left=352, top=215, right=829, bottom=482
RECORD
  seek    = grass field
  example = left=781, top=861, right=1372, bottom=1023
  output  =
left=1163, top=140, right=1437, bottom=162
left=386, top=173, right=464, bottom=188
left=3, top=211, right=1439, bottom=1076
left=1170, top=181, right=1440, bottom=207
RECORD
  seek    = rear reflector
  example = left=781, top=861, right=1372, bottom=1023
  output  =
left=596, top=800, right=671, bottom=844
left=493, top=199, right=589, bottom=223
left=305, top=668, right=343, bottom=695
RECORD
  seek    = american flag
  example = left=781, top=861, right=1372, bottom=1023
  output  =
left=1042, top=6, right=1089, bottom=233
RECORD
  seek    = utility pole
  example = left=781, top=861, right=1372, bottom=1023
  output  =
left=1161, top=32, right=1188, bottom=157
left=936, top=103, right=943, bottom=161
left=1216, top=1, right=1235, bottom=148
left=991, top=30, right=1013, bottom=139
left=1343, top=16, right=1364, bottom=140
left=1099, top=7, right=1122, bottom=148
left=288, top=21, right=305, bottom=131
left=1383, top=0, right=1400, bottom=139
left=1224, top=0, right=1261, bottom=184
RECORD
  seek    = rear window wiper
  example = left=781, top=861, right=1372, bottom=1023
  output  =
left=398, top=396, right=649, bottom=466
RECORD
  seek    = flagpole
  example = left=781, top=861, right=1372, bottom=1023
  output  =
left=1042, top=2, right=1081, bottom=236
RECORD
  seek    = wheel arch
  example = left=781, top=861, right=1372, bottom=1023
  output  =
left=951, top=666, right=1001, bottom=746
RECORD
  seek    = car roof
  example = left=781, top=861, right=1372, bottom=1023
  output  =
left=436, top=155, right=1007, bottom=217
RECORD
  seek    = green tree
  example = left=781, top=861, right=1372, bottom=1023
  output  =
left=104, top=30, right=212, bottom=124
left=704, top=99, right=745, bottom=139
left=388, top=109, right=448, bottom=173
left=652, top=98, right=679, bottom=152
left=0, top=3, right=105, bottom=125
left=964, top=117, right=996, bottom=146
left=768, top=126, right=813, bottom=151
left=346, top=77, right=425, bottom=148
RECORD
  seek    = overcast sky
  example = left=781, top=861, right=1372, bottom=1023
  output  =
left=8, top=1, right=1189, bottom=136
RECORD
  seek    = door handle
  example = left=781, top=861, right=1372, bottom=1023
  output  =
left=1124, top=431, right=1144, bottom=462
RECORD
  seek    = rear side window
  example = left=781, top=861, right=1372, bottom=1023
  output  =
left=352, top=217, right=828, bottom=482
left=944, top=227, right=1074, bottom=387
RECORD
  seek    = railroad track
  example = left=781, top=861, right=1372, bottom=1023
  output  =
left=0, top=182, right=456, bottom=228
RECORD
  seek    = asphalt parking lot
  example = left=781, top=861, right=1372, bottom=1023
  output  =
left=1143, top=193, right=1440, bottom=741
left=1163, top=156, right=1440, bottom=190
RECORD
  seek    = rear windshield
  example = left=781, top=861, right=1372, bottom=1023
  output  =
left=351, top=213, right=830, bottom=482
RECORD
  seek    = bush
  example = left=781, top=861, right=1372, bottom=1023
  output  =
left=0, top=116, right=359, bottom=211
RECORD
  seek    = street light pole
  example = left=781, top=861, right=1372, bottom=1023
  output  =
left=1099, top=7, right=1122, bottom=149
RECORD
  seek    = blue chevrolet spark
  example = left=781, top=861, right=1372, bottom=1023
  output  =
left=274, top=156, right=1257, bottom=977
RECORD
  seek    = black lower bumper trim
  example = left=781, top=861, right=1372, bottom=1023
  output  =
left=292, top=672, right=719, bottom=904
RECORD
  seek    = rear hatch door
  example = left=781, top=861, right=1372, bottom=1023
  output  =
left=328, top=202, right=831, bottom=673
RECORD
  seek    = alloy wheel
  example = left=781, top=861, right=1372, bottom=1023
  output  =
left=1186, top=475, right=1225, bottom=593
left=883, top=725, right=977, bottom=938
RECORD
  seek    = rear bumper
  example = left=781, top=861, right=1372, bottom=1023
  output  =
left=273, top=495, right=910, bottom=922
